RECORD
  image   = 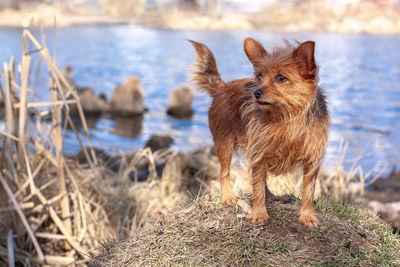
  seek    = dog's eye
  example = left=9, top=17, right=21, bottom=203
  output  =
left=256, top=73, right=262, bottom=80
left=274, top=74, right=287, bottom=83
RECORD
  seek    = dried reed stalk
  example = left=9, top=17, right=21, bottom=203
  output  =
left=32, top=255, right=75, bottom=265
left=7, top=230, right=15, bottom=267
left=50, top=77, right=72, bottom=234
left=14, top=99, right=78, bottom=108
left=17, top=54, right=30, bottom=171
left=3, top=63, right=15, bottom=146
left=0, top=173, right=44, bottom=261
left=8, top=56, right=17, bottom=119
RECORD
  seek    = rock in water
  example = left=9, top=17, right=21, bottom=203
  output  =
left=111, top=76, right=145, bottom=116
left=61, top=66, right=110, bottom=115
left=145, top=134, right=174, bottom=152
left=72, top=87, right=110, bottom=115
left=167, top=86, right=194, bottom=119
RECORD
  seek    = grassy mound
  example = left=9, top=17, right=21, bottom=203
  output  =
left=90, top=195, right=400, bottom=266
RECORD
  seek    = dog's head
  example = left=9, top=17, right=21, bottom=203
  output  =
left=244, top=38, right=318, bottom=114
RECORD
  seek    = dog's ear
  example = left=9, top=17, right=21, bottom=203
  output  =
left=293, top=41, right=317, bottom=79
left=244, top=38, right=267, bottom=67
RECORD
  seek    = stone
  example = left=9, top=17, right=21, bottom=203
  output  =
left=145, top=134, right=174, bottom=152
left=71, top=87, right=111, bottom=115
left=111, top=76, right=145, bottom=116
left=61, top=66, right=111, bottom=115
left=368, top=200, right=400, bottom=231
left=166, top=86, right=194, bottom=119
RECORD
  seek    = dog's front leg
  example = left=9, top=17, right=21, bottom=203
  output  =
left=248, top=163, right=268, bottom=224
left=299, top=167, right=319, bottom=228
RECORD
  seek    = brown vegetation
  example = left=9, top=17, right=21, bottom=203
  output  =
left=0, top=29, right=106, bottom=265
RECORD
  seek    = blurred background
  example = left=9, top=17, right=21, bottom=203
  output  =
left=0, top=0, right=399, bottom=176
left=1, top=0, right=400, bottom=33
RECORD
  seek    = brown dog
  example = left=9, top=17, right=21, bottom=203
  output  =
left=191, top=38, right=330, bottom=227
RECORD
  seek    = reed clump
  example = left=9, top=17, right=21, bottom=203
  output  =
left=0, top=28, right=103, bottom=265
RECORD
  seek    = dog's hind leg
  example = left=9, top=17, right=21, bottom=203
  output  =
left=215, top=138, right=237, bottom=206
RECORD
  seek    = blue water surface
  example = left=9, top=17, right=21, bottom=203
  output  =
left=0, top=26, right=399, bottom=175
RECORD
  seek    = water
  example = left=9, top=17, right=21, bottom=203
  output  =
left=0, top=26, right=399, bottom=175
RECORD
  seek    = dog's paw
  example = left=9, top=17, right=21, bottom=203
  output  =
left=221, top=195, right=238, bottom=206
left=299, top=214, right=318, bottom=228
left=248, top=210, right=269, bottom=224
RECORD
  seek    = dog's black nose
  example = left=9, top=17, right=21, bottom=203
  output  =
left=254, top=89, right=263, bottom=99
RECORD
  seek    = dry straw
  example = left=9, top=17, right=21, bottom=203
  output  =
left=0, top=29, right=103, bottom=265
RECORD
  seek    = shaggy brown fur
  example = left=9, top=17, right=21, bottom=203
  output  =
left=191, top=38, right=330, bottom=227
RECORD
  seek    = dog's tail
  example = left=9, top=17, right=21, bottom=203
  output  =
left=190, top=40, right=224, bottom=97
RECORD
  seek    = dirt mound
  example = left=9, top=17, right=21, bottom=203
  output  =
left=90, top=195, right=400, bottom=266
